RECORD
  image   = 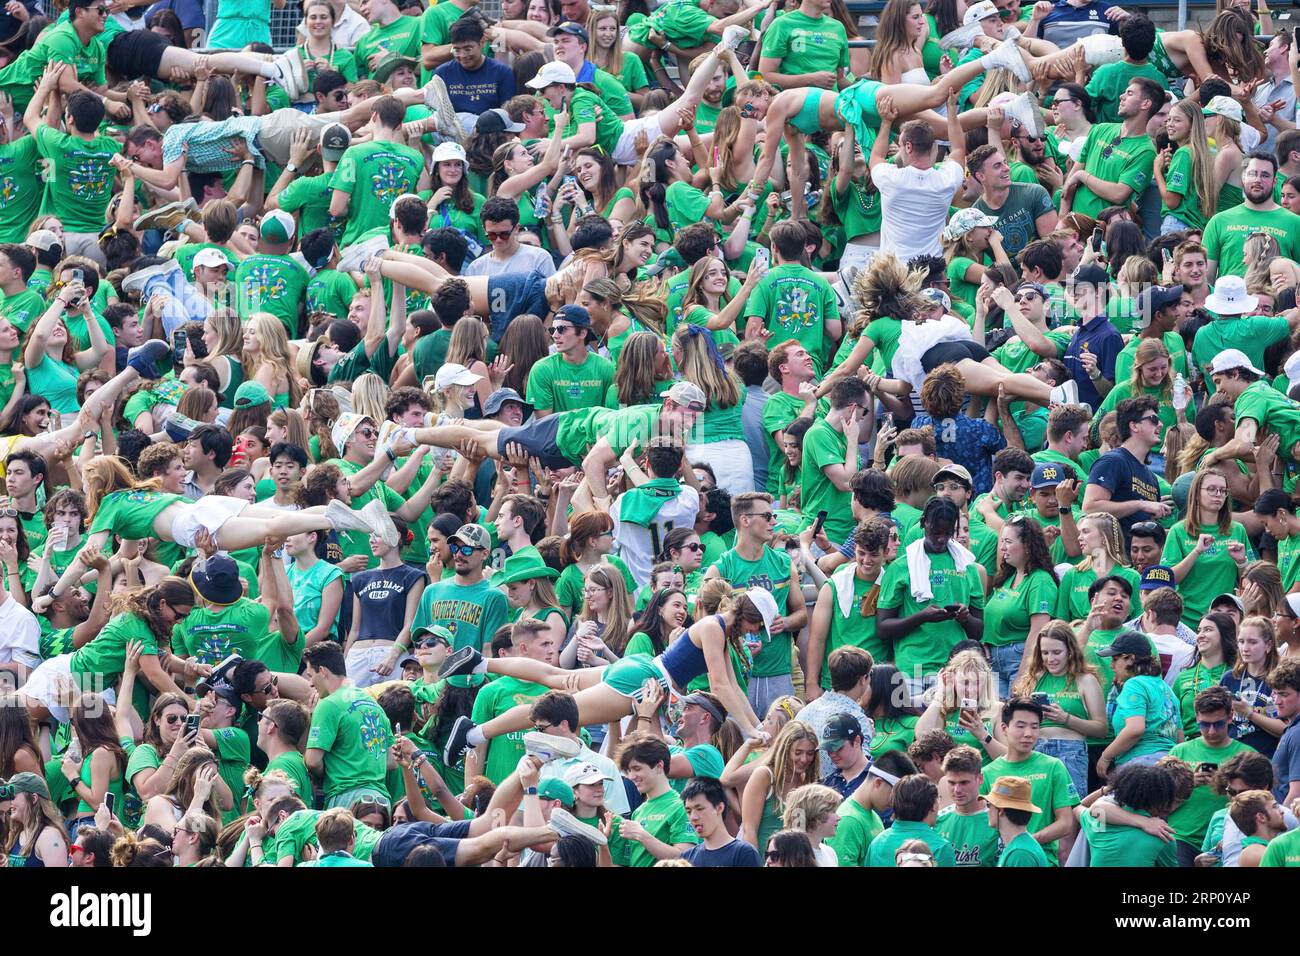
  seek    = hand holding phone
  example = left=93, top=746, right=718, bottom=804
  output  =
left=184, top=713, right=201, bottom=737
left=812, top=510, right=828, bottom=537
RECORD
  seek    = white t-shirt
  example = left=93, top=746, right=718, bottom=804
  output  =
left=871, top=158, right=965, bottom=261
left=1150, top=630, right=1194, bottom=687
left=814, top=842, right=840, bottom=867
left=0, top=595, right=40, bottom=674
left=611, top=485, right=701, bottom=587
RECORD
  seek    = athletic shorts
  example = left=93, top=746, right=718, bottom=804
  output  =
left=834, top=78, right=881, bottom=138
left=108, top=28, right=169, bottom=79
left=255, top=110, right=336, bottom=167
left=496, top=414, right=568, bottom=470
left=600, top=654, right=670, bottom=700
left=485, top=271, right=549, bottom=341
left=169, top=494, right=249, bottom=549
left=613, top=113, right=663, bottom=165
left=921, top=339, right=990, bottom=371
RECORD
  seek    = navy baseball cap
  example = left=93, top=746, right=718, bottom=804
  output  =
left=1139, top=565, right=1175, bottom=591
left=554, top=304, right=591, bottom=328
left=1030, top=462, right=1065, bottom=489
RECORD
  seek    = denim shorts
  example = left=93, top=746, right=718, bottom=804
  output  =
left=989, top=642, right=1026, bottom=700
left=1035, top=737, right=1088, bottom=799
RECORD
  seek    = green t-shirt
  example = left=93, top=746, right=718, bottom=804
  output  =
left=353, top=16, right=423, bottom=77
left=561, top=88, right=623, bottom=155
left=825, top=797, right=883, bottom=866
left=306, top=268, right=359, bottom=320
left=332, top=140, right=424, bottom=248
left=1260, top=827, right=1300, bottom=866
left=820, top=571, right=886, bottom=686
left=1085, top=60, right=1167, bottom=124
left=867, top=818, right=955, bottom=867
left=1232, top=379, right=1300, bottom=462
left=760, top=10, right=849, bottom=79
left=34, top=125, right=120, bottom=232
left=70, top=613, right=157, bottom=692
left=412, top=577, right=510, bottom=653
left=88, top=488, right=184, bottom=542
left=1073, top=123, right=1156, bottom=220
left=799, top=419, right=858, bottom=543
left=1202, top=203, right=1300, bottom=279
left=1081, top=806, right=1178, bottom=866
left=526, top=351, right=616, bottom=415
left=469, top=674, right=549, bottom=784
left=626, top=0, right=715, bottom=46
left=1167, top=736, right=1253, bottom=846
left=265, top=750, right=313, bottom=804
left=287, top=557, right=344, bottom=641
left=1110, top=674, right=1181, bottom=766
left=1160, top=522, right=1253, bottom=627
left=760, top=391, right=823, bottom=496
left=0, top=287, right=44, bottom=336
left=554, top=404, right=659, bottom=464
left=268, top=808, right=382, bottom=864
left=1053, top=563, right=1142, bottom=623
left=999, top=829, right=1052, bottom=866
left=1113, top=331, right=1188, bottom=387
left=869, top=714, right=919, bottom=758
left=0, top=136, right=42, bottom=242
left=980, top=751, right=1080, bottom=860
left=712, top=546, right=792, bottom=677
left=746, top=264, right=839, bottom=374
left=608, top=787, right=700, bottom=867
left=234, top=253, right=309, bottom=336
left=0, top=20, right=106, bottom=111
left=1161, top=145, right=1210, bottom=230
left=171, top=598, right=270, bottom=665
left=878, top=550, right=986, bottom=677
left=936, top=803, right=1000, bottom=866
left=276, top=171, right=336, bottom=238
left=1172, top=660, right=1228, bottom=736
left=981, top=569, right=1058, bottom=648
left=1194, top=319, right=1292, bottom=399
left=208, top=725, right=251, bottom=824
left=946, top=255, right=983, bottom=312
left=306, top=684, right=392, bottom=800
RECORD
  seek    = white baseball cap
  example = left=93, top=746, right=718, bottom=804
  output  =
left=1209, top=347, right=1264, bottom=377
left=192, top=247, right=231, bottom=269
left=1202, top=96, right=1243, bottom=123
left=964, top=1, right=999, bottom=23
left=665, top=380, right=707, bottom=409
left=433, top=363, right=483, bottom=391
left=745, top=587, right=780, bottom=635
left=431, top=141, right=467, bottom=164
left=526, top=60, right=577, bottom=89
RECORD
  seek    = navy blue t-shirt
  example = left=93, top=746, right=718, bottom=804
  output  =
left=1273, top=717, right=1300, bottom=802
left=1086, top=446, right=1159, bottom=541
left=434, top=57, right=517, bottom=115
left=1063, top=313, right=1122, bottom=410
left=352, top=563, right=429, bottom=641
left=681, top=838, right=763, bottom=867
left=1041, top=0, right=1116, bottom=48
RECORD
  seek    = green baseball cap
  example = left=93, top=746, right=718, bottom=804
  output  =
left=233, top=380, right=272, bottom=409
left=4, top=771, right=50, bottom=799
left=537, top=778, right=575, bottom=806
left=412, top=624, right=454, bottom=646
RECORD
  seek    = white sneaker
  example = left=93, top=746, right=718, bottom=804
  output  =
left=1004, top=91, right=1045, bottom=137
left=548, top=807, right=608, bottom=846
left=720, top=24, right=748, bottom=51
left=984, top=36, right=1030, bottom=84
left=271, top=57, right=302, bottom=101
left=336, top=233, right=391, bottom=274
left=360, top=499, right=399, bottom=549
left=121, top=259, right=180, bottom=297
left=325, top=498, right=373, bottom=535
left=1050, top=379, right=1081, bottom=406
left=522, top=731, right=581, bottom=764
left=938, top=21, right=984, bottom=52
left=423, top=75, right=460, bottom=141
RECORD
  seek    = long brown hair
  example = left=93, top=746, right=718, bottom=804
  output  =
left=561, top=511, right=614, bottom=565
left=142, top=692, right=192, bottom=749
left=497, top=315, right=550, bottom=397
left=162, top=747, right=225, bottom=822
left=71, top=693, right=128, bottom=775
left=758, top=720, right=820, bottom=807
left=992, top=515, right=1057, bottom=588
left=1183, top=468, right=1232, bottom=535
left=108, top=577, right=196, bottom=643
left=613, top=331, right=668, bottom=406
left=870, top=0, right=922, bottom=79
left=301, top=388, right=341, bottom=461
left=0, top=693, right=41, bottom=778
left=83, top=456, right=163, bottom=518
left=1010, top=620, right=1098, bottom=698
left=582, top=563, right=635, bottom=654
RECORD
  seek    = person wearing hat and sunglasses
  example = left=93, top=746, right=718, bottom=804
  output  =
left=985, top=774, right=1050, bottom=866
left=411, top=522, right=510, bottom=656
left=1095, top=631, right=1183, bottom=779
left=526, top=303, right=614, bottom=417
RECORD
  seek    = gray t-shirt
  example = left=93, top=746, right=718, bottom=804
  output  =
left=462, top=243, right=556, bottom=278
left=974, top=183, right=1055, bottom=260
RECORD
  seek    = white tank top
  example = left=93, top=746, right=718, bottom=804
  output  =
left=900, top=67, right=931, bottom=85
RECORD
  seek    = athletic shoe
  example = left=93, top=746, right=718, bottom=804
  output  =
left=336, top=232, right=391, bottom=274
left=361, top=498, right=399, bottom=549
left=720, top=24, right=748, bottom=51
left=133, top=200, right=193, bottom=233
left=423, top=75, right=460, bottom=141
left=548, top=807, right=608, bottom=846
left=325, top=498, right=375, bottom=535
left=1050, top=379, right=1081, bottom=406
left=121, top=259, right=180, bottom=297
left=271, top=57, right=303, bottom=101
left=522, top=731, right=581, bottom=764
left=938, top=21, right=983, bottom=51
left=127, top=340, right=171, bottom=379
left=438, top=645, right=484, bottom=679
left=442, top=715, right=475, bottom=767
left=1004, top=91, right=1045, bottom=137
left=984, top=36, right=1030, bottom=83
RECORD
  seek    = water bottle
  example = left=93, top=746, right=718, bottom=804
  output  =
left=1172, top=373, right=1189, bottom=410
left=533, top=182, right=551, bottom=219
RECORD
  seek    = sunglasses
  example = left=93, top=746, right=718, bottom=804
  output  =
left=680, top=542, right=703, bottom=552
left=1130, top=522, right=1160, bottom=535
left=162, top=713, right=185, bottom=725
left=450, top=543, right=480, bottom=557
left=356, top=427, right=378, bottom=439
left=485, top=228, right=515, bottom=240
left=1100, top=133, right=1124, bottom=160
left=549, top=324, right=575, bottom=334
left=68, top=844, right=86, bottom=856
left=1197, top=718, right=1228, bottom=730
left=1225, top=786, right=1248, bottom=797
left=765, top=850, right=782, bottom=862
left=257, top=675, right=278, bottom=695
left=1139, top=415, right=1161, bottom=426
left=415, top=637, right=449, bottom=648
left=745, top=511, right=775, bottom=522
left=1013, top=292, right=1041, bottom=302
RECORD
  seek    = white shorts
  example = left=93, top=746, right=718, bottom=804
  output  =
left=169, top=495, right=250, bottom=549
left=685, top=438, right=755, bottom=498
left=612, top=113, right=668, bottom=166
left=345, top=644, right=393, bottom=689
left=1077, top=34, right=1123, bottom=67
left=22, top=655, right=116, bottom=724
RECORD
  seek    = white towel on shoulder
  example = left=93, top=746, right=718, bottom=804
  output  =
left=906, top=537, right=976, bottom=602
left=831, top=562, right=884, bottom=617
